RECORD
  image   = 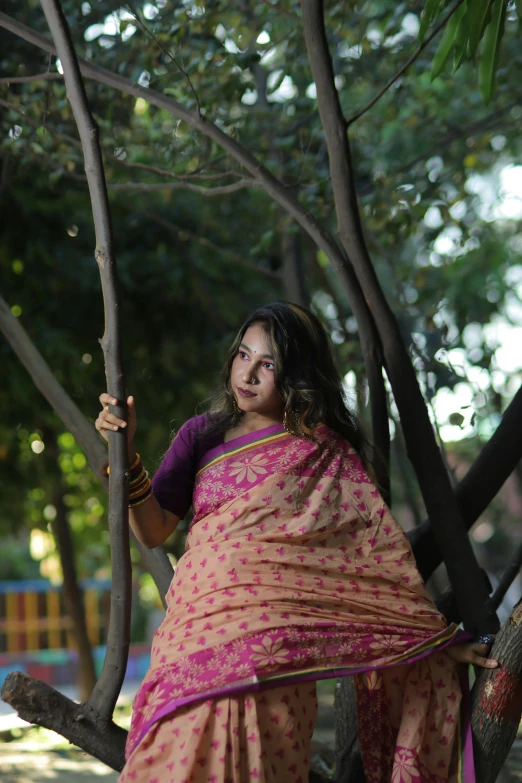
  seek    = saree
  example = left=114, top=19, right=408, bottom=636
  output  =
left=122, top=423, right=474, bottom=783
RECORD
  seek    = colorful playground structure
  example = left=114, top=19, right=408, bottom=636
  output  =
left=0, top=579, right=151, bottom=687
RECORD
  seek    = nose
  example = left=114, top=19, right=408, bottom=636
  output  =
left=242, top=366, right=257, bottom=384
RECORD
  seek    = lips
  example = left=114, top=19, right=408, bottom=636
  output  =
left=237, top=387, right=257, bottom=398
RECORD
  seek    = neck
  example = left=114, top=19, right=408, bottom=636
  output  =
left=240, top=411, right=282, bottom=433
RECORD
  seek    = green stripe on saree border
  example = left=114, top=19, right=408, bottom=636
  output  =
left=257, top=624, right=460, bottom=687
left=197, top=430, right=291, bottom=477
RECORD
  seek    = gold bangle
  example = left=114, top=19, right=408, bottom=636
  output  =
left=129, top=479, right=151, bottom=500
left=129, top=487, right=153, bottom=508
left=130, top=453, right=141, bottom=471
left=129, top=470, right=149, bottom=492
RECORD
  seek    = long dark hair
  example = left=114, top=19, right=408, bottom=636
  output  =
left=202, top=302, right=372, bottom=467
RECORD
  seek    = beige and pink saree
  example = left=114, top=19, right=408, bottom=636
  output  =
left=120, top=423, right=473, bottom=783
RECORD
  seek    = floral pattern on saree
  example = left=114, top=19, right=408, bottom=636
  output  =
left=126, top=424, right=473, bottom=783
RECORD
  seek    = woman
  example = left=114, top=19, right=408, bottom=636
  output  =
left=96, top=303, right=496, bottom=783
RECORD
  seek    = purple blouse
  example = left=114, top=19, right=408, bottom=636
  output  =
left=151, top=414, right=222, bottom=519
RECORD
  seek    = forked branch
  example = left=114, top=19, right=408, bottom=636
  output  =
left=300, top=0, right=497, bottom=636
left=39, top=0, right=130, bottom=721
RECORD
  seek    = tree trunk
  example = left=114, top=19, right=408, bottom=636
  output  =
left=334, top=677, right=366, bottom=783
left=471, top=599, right=522, bottom=782
left=0, top=289, right=173, bottom=604
left=282, top=232, right=309, bottom=307
left=40, top=0, right=130, bottom=723
left=1, top=672, right=126, bottom=770
left=42, top=426, right=97, bottom=702
left=300, top=0, right=497, bottom=638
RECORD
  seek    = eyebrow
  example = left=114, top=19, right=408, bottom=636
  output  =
left=239, top=342, right=275, bottom=361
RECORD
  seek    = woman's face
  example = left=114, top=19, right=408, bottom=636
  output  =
left=230, top=323, right=284, bottom=419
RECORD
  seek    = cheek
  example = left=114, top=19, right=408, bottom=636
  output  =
left=264, top=374, right=279, bottom=398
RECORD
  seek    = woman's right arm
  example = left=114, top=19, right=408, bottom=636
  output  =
left=96, top=393, right=181, bottom=549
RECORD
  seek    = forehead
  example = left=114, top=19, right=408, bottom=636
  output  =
left=242, top=323, right=271, bottom=353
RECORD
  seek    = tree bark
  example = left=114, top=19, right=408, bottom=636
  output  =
left=40, top=0, right=129, bottom=722
left=471, top=599, right=522, bottom=782
left=334, top=677, right=365, bottom=783
left=282, top=232, right=309, bottom=308
left=0, top=294, right=173, bottom=606
left=1, top=672, right=127, bottom=771
left=0, top=12, right=390, bottom=502
left=410, top=384, right=522, bottom=582
left=300, top=0, right=497, bottom=637
left=3, top=12, right=521, bottom=585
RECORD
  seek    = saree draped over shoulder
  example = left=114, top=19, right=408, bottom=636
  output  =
left=123, top=424, right=474, bottom=783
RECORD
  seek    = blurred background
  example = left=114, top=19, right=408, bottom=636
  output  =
left=1, top=1, right=522, bottom=780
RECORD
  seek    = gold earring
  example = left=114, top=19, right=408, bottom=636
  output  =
left=231, top=394, right=241, bottom=417
left=283, top=407, right=301, bottom=437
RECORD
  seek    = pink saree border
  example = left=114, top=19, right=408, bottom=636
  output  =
left=196, top=421, right=287, bottom=474
left=129, top=625, right=473, bottom=771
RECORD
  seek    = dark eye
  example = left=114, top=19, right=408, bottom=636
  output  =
left=238, top=351, right=248, bottom=359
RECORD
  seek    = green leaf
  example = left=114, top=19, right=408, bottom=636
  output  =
left=478, top=0, right=507, bottom=103
left=430, top=3, right=467, bottom=81
left=452, top=12, right=469, bottom=72
left=420, top=0, right=448, bottom=40
left=468, top=0, right=494, bottom=57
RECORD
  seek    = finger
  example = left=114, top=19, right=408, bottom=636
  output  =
left=99, top=392, right=118, bottom=406
left=473, top=653, right=498, bottom=669
left=98, top=414, right=126, bottom=431
left=102, top=414, right=127, bottom=430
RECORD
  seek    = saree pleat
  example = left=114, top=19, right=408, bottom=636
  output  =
left=120, top=683, right=318, bottom=782
left=121, top=424, right=473, bottom=783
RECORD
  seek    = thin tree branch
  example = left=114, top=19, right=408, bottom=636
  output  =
left=39, top=0, right=130, bottom=722
left=0, top=71, right=63, bottom=83
left=116, top=158, right=248, bottom=181
left=346, top=0, right=467, bottom=125
left=301, top=0, right=497, bottom=636
left=125, top=3, right=201, bottom=116
left=258, top=0, right=300, bottom=20
left=145, top=211, right=284, bottom=281
left=0, top=291, right=173, bottom=602
left=0, top=13, right=390, bottom=425
left=72, top=175, right=262, bottom=194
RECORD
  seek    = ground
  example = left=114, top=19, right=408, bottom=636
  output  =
left=1, top=680, right=520, bottom=781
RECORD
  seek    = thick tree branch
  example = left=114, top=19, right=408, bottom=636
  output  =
left=0, top=271, right=173, bottom=605
left=346, top=0, right=467, bottom=125
left=0, top=672, right=127, bottom=771
left=410, top=385, right=522, bottom=581
left=0, top=13, right=386, bottom=424
left=0, top=70, right=63, bottom=83
left=300, top=0, right=497, bottom=636
left=40, top=0, right=130, bottom=721
left=470, top=600, right=522, bottom=782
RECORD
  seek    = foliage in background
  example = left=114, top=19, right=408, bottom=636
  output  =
left=0, top=0, right=521, bottom=597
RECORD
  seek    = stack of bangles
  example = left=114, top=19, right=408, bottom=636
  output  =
left=128, top=454, right=153, bottom=508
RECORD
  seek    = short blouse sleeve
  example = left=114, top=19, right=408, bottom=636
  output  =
left=151, top=416, right=205, bottom=519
